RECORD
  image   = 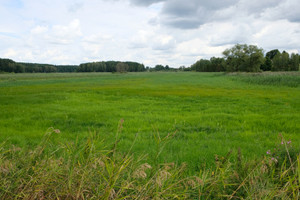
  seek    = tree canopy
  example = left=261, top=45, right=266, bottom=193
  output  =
left=222, top=44, right=264, bottom=72
left=0, top=58, right=25, bottom=73
left=190, top=45, right=299, bottom=72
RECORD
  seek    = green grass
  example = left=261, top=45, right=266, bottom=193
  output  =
left=228, top=72, right=300, bottom=87
left=0, top=72, right=299, bottom=171
left=1, top=129, right=299, bottom=199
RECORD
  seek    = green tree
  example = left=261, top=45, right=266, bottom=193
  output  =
left=261, top=56, right=272, bottom=71
left=15, top=64, right=25, bottom=73
left=290, top=53, right=299, bottom=71
left=272, top=51, right=290, bottom=71
left=116, top=62, right=129, bottom=73
left=56, top=65, right=78, bottom=72
left=223, top=44, right=264, bottom=72
left=0, top=58, right=25, bottom=73
left=266, top=49, right=280, bottom=60
left=191, top=59, right=211, bottom=72
left=210, top=57, right=225, bottom=72
left=154, top=65, right=165, bottom=71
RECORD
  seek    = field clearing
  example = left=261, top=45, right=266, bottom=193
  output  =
left=0, top=72, right=299, bottom=171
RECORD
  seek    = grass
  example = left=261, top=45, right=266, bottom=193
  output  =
left=228, top=71, right=300, bottom=87
left=0, top=128, right=299, bottom=199
left=0, top=72, right=299, bottom=172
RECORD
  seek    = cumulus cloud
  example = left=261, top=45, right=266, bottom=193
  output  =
left=152, top=34, right=176, bottom=51
left=29, top=19, right=82, bottom=45
left=132, top=0, right=239, bottom=29
left=252, top=20, right=300, bottom=50
left=3, top=49, right=18, bottom=58
left=130, top=0, right=298, bottom=30
left=262, top=0, right=300, bottom=22
left=30, top=25, right=48, bottom=35
left=51, top=19, right=82, bottom=44
left=129, top=0, right=165, bottom=6
left=0, top=0, right=300, bottom=67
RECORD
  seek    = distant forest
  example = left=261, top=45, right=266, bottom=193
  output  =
left=0, top=44, right=299, bottom=73
left=0, top=59, right=145, bottom=73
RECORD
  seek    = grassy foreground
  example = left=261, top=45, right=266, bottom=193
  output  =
left=0, top=72, right=299, bottom=198
left=0, top=72, right=299, bottom=170
left=0, top=128, right=299, bottom=199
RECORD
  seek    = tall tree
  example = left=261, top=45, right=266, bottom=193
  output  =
left=154, top=65, right=165, bottom=71
left=290, top=53, right=299, bottom=71
left=210, top=57, right=225, bottom=72
left=266, top=49, right=280, bottom=60
left=261, top=56, right=272, bottom=71
left=223, top=44, right=264, bottom=72
left=272, top=51, right=290, bottom=71
left=191, top=59, right=211, bottom=72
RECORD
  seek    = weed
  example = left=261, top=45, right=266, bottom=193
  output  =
left=0, top=129, right=299, bottom=199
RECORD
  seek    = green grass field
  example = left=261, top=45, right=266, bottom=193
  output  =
left=0, top=72, right=299, bottom=171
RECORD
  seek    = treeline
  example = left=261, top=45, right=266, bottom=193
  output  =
left=0, top=59, right=145, bottom=73
left=0, top=59, right=79, bottom=73
left=190, top=44, right=300, bottom=72
left=1, top=44, right=299, bottom=73
left=148, top=64, right=179, bottom=72
left=77, top=61, right=145, bottom=72
left=0, top=58, right=26, bottom=73
left=20, top=63, right=58, bottom=73
left=262, top=49, right=299, bottom=71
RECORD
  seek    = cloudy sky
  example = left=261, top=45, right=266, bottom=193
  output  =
left=0, top=0, right=300, bottom=67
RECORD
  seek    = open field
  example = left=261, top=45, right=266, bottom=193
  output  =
left=0, top=72, right=299, bottom=171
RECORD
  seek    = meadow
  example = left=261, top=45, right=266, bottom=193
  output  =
left=0, top=72, right=299, bottom=170
left=0, top=72, right=300, bottom=199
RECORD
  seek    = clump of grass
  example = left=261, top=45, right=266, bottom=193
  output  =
left=0, top=127, right=299, bottom=199
left=229, top=71, right=300, bottom=87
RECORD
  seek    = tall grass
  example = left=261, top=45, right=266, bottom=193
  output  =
left=1, top=72, right=299, bottom=171
left=1, top=127, right=299, bottom=199
left=228, top=72, right=300, bottom=87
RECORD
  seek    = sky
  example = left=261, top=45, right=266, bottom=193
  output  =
left=0, top=0, right=300, bottom=67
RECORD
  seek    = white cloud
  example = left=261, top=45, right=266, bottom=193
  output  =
left=251, top=20, right=300, bottom=51
left=3, top=49, right=17, bottom=58
left=0, top=0, right=300, bottom=67
left=49, top=19, right=82, bottom=45
left=152, top=35, right=176, bottom=51
left=31, top=25, right=49, bottom=35
left=262, top=0, right=300, bottom=22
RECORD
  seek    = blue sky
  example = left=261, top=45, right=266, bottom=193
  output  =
left=0, top=0, right=300, bottom=67
left=3, top=0, right=23, bottom=8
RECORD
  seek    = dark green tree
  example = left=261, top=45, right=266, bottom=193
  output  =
left=191, top=59, right=211, bottom=72
left=272, top=51, right=289, bottom=71
left=0, top=58, right=25, bottom=73
left=266, top=49, right=280, bottom=60
left=154, top=65, right=165, bottom=71
left=290, top=53, right=299, bottom=71
left=261, top=56, right=272, bottom=71
left=210, top=57, right=225, bottom=72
